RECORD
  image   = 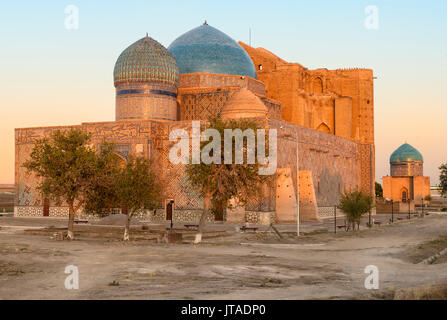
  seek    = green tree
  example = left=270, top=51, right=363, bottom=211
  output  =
left=114, top=156, right=161, bottom=241
left=375, top=182, right=383, bottom=198
left=338, top=191, right=373, bottom=231
left=186, top=117, right=271, bottom=243
left=84, top=142, right=122, bottom=216
left=23, top=129, right=96, bottom=239
left=439, top=162, right=447, bottom=197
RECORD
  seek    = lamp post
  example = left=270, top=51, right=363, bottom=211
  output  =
left=296, top=128, right=300, bottom=237
left=421, top=198, right=424, bottom=218
left=408, top=199, right=411, bottom=220
left=334, top=205, right=337, bottom=234
left=391, top=200, right=394, bottom=223
left=169, top=200, right=174, bottom=230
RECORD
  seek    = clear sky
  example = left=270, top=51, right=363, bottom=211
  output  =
left=0, top=0, right=446, bottom=185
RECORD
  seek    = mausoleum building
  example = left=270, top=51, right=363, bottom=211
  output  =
left=383, top=143, right=430, bottom=205
left=14, top=22, right=376, bottom=223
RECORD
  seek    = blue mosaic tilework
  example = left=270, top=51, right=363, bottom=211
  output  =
left=390, top=143, right=423, bottom=163
left=114, top=36, right=179, bottom=86
left=168, top=24, right=257, bottom=79
left=117, top=88, right=177, bottom=98
left=117, top=89, right=145, bottom=95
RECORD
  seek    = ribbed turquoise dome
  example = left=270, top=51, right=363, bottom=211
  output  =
left=168, top=23, right=257, bottom=79
left=390, top=143, right=423, bottom=163
left=114, top=36, right=179, bottom=86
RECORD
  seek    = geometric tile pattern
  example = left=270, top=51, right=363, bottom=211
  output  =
left=114, top=36, right=179, bottom=87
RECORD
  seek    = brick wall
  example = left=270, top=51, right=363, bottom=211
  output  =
left=270, top=119, right=362, bottom=208
left=239, top=42, right=375, bottom=147
left=179, top=73, right=265, bottom=96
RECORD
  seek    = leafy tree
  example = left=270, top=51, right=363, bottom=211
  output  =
left=375, top=182, right=383, bottom=198
left=186, top=117, right=271, bottom=243
left=114, top=156, right=161, bottom=241
left=338, top=191, right=373, bottom=231
left=84, top=142, right=122, bottom=216
left=439, top=162, right=447, bottom=197
left=23, top=129, right=96, bottom=239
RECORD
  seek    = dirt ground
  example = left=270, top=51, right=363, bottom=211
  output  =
left=1, top=214, right=447, bottom=300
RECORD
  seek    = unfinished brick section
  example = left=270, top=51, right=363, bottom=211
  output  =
left=239, top=42, right=375, bottom=196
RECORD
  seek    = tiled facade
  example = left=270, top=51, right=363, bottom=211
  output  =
left=390, top=162, right=423, bottom=177
left=116, top=82, right=178, bottom=121
left=15, top=116, right=363, bottom=222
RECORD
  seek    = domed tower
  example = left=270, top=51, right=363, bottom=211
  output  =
left=389, top=143, right=424, bottom=176
left=382, top=143, right=430, bottom=205
left=114, top=35, right=179, bottom=121
left=168, top=22, right=257, bottom=79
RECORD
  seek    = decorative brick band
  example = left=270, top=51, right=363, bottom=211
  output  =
left=245, top=211, right=276, bottom=225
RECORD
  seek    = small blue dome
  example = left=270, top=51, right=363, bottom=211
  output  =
left=168, top=23, right=257, bottom=79
left=390, top=143, right=423, bottom=163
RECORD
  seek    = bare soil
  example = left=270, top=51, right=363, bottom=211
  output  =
left=1, top=214, right=447, bottom=300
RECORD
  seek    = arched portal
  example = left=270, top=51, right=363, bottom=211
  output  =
left=312, top=77, right=323, bottom=94
left=401, top=187, right=409, bottom=202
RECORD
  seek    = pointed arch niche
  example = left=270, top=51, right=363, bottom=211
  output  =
left=316, top=122, right=331, bottom=134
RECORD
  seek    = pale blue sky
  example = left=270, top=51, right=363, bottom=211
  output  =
left=0, top=0, right=446, bottom=184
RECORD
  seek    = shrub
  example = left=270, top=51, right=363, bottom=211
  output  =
left=338, top=191, right=373, bottom=231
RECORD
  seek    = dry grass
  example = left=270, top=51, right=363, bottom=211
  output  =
left=400, top=234, right=447, bottom=264
left=394, top=281, right=447, bottom=300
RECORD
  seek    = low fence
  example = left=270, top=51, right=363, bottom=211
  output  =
left=317, top=206, right=376, bottom=220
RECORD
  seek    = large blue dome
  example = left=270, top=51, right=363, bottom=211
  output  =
left=168, top=23, right=257, bottom=79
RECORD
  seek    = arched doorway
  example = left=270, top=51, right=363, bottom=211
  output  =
left=401, top=188, right=408, bottom=202
left=43, top=197, right=49, bottom=217
left=166, top=199, right=174, bottom=221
